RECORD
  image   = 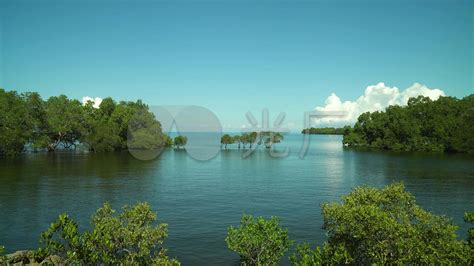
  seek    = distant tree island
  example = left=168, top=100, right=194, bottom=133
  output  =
left=301, top=127, right=348, bottom=135
left=221, top=132, right=283, bottom=149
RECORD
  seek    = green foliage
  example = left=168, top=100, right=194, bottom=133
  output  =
left=260, top=132, right=284, bottom=149
left=343, top=95, right=474, bottom=153
left=233, top=135, right=242, bottom=148
left=289, top=242, right=351, bottom=266
left=164, top=135, right=173, bottom=147
left=36, top=202, right=180, bottom=265
left=226, top=214, right=292, bottom=265
left=35, top=213, right=84, bottom=262
left=41, top=95, right=86, bottom=151
left=301, top=127, right=347, bottom=135
left=465, top=211, right=474, bottom=249
left=173, top=135, right=187, bottom=149
left=24, top=92, right=48, bottom=151
left=89, top=99, right=168, bottom=152
left=85, top=120, right=121, bottom=152
left=82, top=98, right=121, bottom=152
left=0, top=89, right=34, bottom=155
left=249, top=132, right=258, bottom=148
left=127, top=104, right=166, bottom=150
left=240, top=133, right=249, bottom=148
left=0, top=245, right=5, bottom=260
left=220, top=132, right=284, bottom=150
left=0, top=89, right=169, bottom=156
left=451, top=95, right=474, bottom=153
left=221, top=134, right=233, bottom=149
left=290, top=183, right=472, bottom=265
left=289, top=243, right=323, bottom=266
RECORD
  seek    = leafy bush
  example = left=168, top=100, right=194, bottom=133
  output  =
left=465, top=211, right=474, bottom=249
left=226, top=214, right=292, bottom=265
left=289, top=243, right=324, bottom=266
left=289, top=242, right=351, bottom=266
left=290, top=183, right=472, bottom=265
left=36, top=202, right=179, bottom=265
left=0, top=245, right=5, bottom=262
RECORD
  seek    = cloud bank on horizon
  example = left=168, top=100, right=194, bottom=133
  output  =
left=82, top=96, right=103, bottom=108
left=314, top=82, right=445, bottom=126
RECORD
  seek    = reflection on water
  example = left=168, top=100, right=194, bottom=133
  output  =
left=0, top=134, right=473, bottom=265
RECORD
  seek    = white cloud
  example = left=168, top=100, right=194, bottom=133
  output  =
left=313, top=82, right=445, bottom=125
left=82, top=96, right=103, bottom=109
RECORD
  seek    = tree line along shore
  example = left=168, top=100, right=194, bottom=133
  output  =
left=302, top=94, right=474, bottom=153
left=0, top=88, right=191, bottom=156
left=2, top=89, right=473, bottom=156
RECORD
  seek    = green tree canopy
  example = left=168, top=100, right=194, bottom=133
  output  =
left=0, top=89, right=170, bottom=155
left=0, top=89, right=34, bottom=155
left=35, top=202, right=180, bottom=265
left=226, top=214, right=292, bottom=265
left=260, top=132, right=284, bottom=149
left=240, top=133, right=249, bottom=148
left=127, top=104, right=166, bottom=151
left=465, top=211, right=474, bottom=249
left=173, top=135, right=187, bottom=149
left=290, top=183, right=472, bottom=265
left=220, top=134, right=233, bottom=149
left=233, top=135, right=242, bottom=149
left=343, top=95, right=474, bottom=153
left=248, top=132, right=258, bottom=148
left=40, top=95, right=86, bottom=151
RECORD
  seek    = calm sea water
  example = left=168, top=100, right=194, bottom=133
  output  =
left=0, top=134, right=473, bottom=265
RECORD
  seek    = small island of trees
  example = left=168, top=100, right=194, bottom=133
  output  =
left=220, top=132, right=284, bottom=149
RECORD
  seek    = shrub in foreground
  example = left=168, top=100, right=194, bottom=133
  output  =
left=466, top=211, right=474, bottom=249
left=35, top=202, right=179, bottom=265
left=226, top=214, right=292, bottom=265
left=290, top=183, right=472, bottom=265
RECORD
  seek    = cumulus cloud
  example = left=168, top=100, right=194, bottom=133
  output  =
left=314, top=82, right=445, bottom=125
left=82, top=96, right=103, bottom=109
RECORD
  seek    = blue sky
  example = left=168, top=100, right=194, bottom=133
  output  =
left=0, top=0, right=472, bottom=131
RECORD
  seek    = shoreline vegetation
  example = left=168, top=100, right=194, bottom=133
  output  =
left=1, top=183, right=472, bottom=265
left=342, top=95, right=474, bottom=153
left=2, top=89, right=473, bottom=156
left=0, top=88, right=190, bottom=156
left=303, top=95, right=474, bottom=154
